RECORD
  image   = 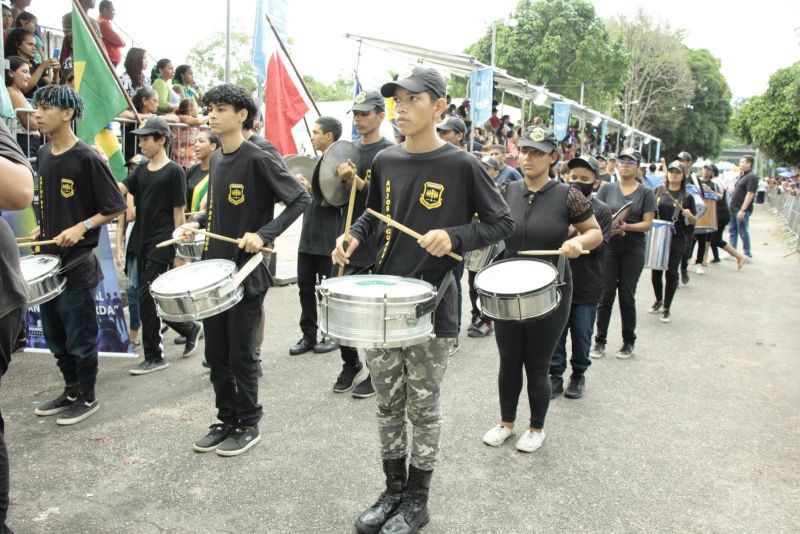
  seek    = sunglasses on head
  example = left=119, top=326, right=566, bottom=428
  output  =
left=618, top=158, right=638, bottom=165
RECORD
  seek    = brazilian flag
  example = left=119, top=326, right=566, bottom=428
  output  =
left=71, top=6, right=128, bottom=181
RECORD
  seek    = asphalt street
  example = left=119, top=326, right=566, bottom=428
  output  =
left=2, top=206, right=798, bottom=533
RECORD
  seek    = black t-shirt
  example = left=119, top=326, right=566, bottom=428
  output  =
left=349, top=142, right=513, bottom=337
left=37, top=140, right=127, bottom=289
left=654, top=187, right=697, bottom=249
left=0, top=121, right=34, bottom=318
left=571, top=196, right=612, bottom=305
left=204, top=140, right=308, bottom=293
left=299, top=200, right=340, bottom=256
left=597, top=181, right=656, bottom=248
left=345, top=137, right=394, bottom=268
left=247, top=133, right=273, bottom=152
left=185, top=163, right=208, bottom=208
left=730, top=171, right=759, bottom=212
left=123, top=160, right=186, bottom=263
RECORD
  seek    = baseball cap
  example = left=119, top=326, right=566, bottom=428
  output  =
left=607, top=152, right=618, bottom=161
left=380, top=66, right=447, bottom=99
left=567, top=154, right=600, bottom=178
left=677, top=151, right=692, bottom=161
left=126, top=154, right=147, bottom=168
left=517, top=126, right=559, bottom=153
left=481, top=156, right=500, bottom=171
left=436, top=116, right=467, bottom=135
left=667, top=160, right=684, bottom=172
left=350, top=90, right=385, bottom=113
left=619, top=147, right=642, bottom=162
left=130, top=117, right=172, bottom=138
left=596, top=154, right=607, bottom=162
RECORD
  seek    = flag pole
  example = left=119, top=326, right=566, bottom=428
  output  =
left=264, top=12, right=320, bottom=116
left=71, top=0, right=139, bottom=123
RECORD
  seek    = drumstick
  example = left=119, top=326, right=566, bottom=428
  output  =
left=519, top=250, right=590, bottom=256
left=155, top=236, right=185, bottom=249
left=338, top=172, right=359, bottom=277
left=366, top=208, right=463, bottom=262
left=187, top=227, right=273, bottom=254
left=17, top=239, right=61, bottom=248
left=15, top=236, right=33, bottom=242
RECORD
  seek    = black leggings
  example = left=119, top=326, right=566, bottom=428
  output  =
left=709, top=218, right=730, bottom=259
left=595, top=241, right=645, bottom=346
left=494, top=281, right=571, bottom=429
left=695, top=233, right=711, bottom=264
left=652, top=246, right=683, bottom=310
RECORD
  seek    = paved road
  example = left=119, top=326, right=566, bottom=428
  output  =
left=2, top=206, right=798, bottom=533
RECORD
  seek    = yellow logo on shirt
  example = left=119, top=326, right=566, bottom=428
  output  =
left=419, top=181, right=444, bottom=210
left=60, top=178, right=75, bottom=198
left=227, top=183, right=245, bottom=206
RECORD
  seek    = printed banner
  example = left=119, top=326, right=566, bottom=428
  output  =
left=552, top=102, right=571, bottom=141
left=469, top=68, right=494, bottom=129
left=3, top=209, right=135, bottom=358
left=600, top=119, right=608, bottom=153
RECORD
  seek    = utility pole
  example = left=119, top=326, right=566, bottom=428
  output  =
left=224, top=0, right=231, bottom=83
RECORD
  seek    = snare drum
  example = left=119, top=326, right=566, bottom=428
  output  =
left=20, top=254, right=66, bottom=307
left=644, top=219, right=673, bottom=270
left=175, top=233, right=205, bottom=262
left=317, top=275, right=436, bottom=349
left=464, top=243, right=499, bottom=272
left=150, top=259, right=244, bottom=322
left=474, top=258, right=561, bottom=322
left=694, top=196, right=718, bottom=234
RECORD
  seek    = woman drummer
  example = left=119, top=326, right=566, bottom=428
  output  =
left=591, top=147, right=656, bottom=359
left=697, top=163, right=745, bottom=269
left=649, top=161, right=697, bottom=323
left=482, top=126, right=602, bottom=453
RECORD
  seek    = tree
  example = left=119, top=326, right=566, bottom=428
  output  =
left=302, top=75, right=353, bottom=102
left=187, top=32, right=258, bottom=94
left=732, top=61, right=800, bottom=165
left=466, top=0, right=628, bottom=111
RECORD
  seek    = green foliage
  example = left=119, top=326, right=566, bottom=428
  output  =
left=187, top=32, right=258, bottom=93
left=466, top=0, right=627, bottom=111
left=301, top=75, right=354, bottom=102
left=732, top=61, right=800, bottom=165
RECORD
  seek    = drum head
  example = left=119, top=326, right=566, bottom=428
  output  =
left=323, top=275, right=433, bottom=301
left=475, top=259, right=557, bottom=295
left=151, top=259, right=236, bottom=295
left=20, top=254, right=60, bottom=282
left=611, top=201, right=633, bottom=229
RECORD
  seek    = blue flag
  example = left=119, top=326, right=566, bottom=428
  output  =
left=469, top=68, right=493, bottom=128
left=251, top=0, right=289, bottom=83
left=351, top=75, right=362, bottom=141
left=552, top=102, right=571, bottom=141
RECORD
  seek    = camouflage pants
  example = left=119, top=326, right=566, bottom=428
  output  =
left=364, top=337, right=451, bottom=471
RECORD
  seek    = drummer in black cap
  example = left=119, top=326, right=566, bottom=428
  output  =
left=333, top=65, right=513, bottom=534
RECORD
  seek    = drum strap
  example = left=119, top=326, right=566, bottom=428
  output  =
left=57, top=250, right=94, bottom=275
left=219, top=252, right=265, bottom=296
left=414, top=271, right=453, bottom=319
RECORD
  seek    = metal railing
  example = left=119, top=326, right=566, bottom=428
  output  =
left=765, top=186, right=800, bottom=256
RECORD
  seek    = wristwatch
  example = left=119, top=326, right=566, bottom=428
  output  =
left=82, top=219, right=94, bottom=232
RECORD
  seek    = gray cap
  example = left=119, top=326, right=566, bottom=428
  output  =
left=436, top=116, right=467, bottom=135
left=350, top=90, right=385, bottom=113
left=677, top=151, right=692, bottom=162
left=619, top=147, right=642, bottom=162
left=481, top=156, right=500, bottom=171
left=607, top=152, right=618, bottom=160
left=668, top=160, right=685, bottom=172
left=130, top=117, right=172, bottom=138
left=517, top=126, right=559, bottom=153
left=567, top=154, right=600, bottom=178
left=381, top=66, right=447, bottom=99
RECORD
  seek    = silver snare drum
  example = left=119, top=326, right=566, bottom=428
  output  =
left=464, top=243, right=499, bottom=272
left=644, top=219, right=674, bottom=270
left=150, top=259, right=244, bottom=322
left=318, top=275, right=437, bottom=349
left=20, top=254, right=66, bottom=307
left=474, top=258, right=560, bottom=322
left=175, top=233, right=205, bottom=262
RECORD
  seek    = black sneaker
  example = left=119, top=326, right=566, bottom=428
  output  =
left=201, top=359, right=210, bottom=368
left=648, top=301, right=663, bottom=314
left=590, top=342, right=606, bottom=359
left=615, top=343, right=635, bottom=359
left=183, top=322, right=203, bottom=357
left=710, top=258, right=721, bottom=264
left=313, top=338, right=338, bottom=354
left=550, top=375, right=564, bottom=399
left=333, top=363, right=363, bottom=393
left=564, top=374, right=585, bottom=399
left=216, top=425, right=261, bottom=457
left=660, top=309, right=671, bottom=323
left=34, top=386, right=79, bottom=416
left=352, top=375, right=375, bottom=399
left=193, top=423, right=233, bottom=453
left=56, top=394, right=99, bottom=426
left=681, top=271, right=690, bottom=285
left=468, top=321, right=494, bottom=338
left=129, top=359, right=170, bottom=375
left=174, top=336, right=187, bottom=345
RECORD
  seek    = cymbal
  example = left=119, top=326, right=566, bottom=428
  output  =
left=314, top=140, right=360, bottom=208
left=284, top=154, right=317, bottom=182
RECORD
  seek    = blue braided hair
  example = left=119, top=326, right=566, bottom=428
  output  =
left=31, top=85, right=85, bottom=119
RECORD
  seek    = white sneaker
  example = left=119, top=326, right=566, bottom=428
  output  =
left=515, top=429, right=545, bottom=453
left=482, top=425, right=514, bottom=447
left=694, top=265, right=705, bottom=275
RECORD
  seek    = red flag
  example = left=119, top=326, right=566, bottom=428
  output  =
left=265, top=51, right=308, bottom=155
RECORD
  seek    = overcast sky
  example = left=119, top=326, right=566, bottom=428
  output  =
left=38, top=0, right=799, bottom=100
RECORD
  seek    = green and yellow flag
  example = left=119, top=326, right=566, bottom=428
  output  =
left=71, top=5, right=128, bottom=181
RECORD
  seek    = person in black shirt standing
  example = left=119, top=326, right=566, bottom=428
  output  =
left=289, top=116, right=342, bottom=356
left=648, top=161, right=697, bottom=323
left=333, top=67, right=513, bottom=534
left=332, top=90, right=394, bottom=398
left=185, top=85, right=310, bottom=457
left=30, top=86, right=127, bottom=426
left=482, top=129, right=602, bottom=453
left=118, top=117, right=204, bottom=375
left=549, top=155, right=612, bottom=400
left=729, top=155, right=758, bottom=260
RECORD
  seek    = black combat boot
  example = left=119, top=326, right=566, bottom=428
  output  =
left=379, top=464, right=433, bottom=534
left=354, top=457, right=407, bottom=534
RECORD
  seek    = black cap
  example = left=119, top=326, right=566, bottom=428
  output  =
left=350, top=90, right=385, bottom=113
left=481, top=156, right=500, bottom=171
left=668, top=160, right=684, bottom=172
left=567, top=155, right=600, bottom=178
left=619, top=147, right=642, bottom=162
left=517, top=126, right=558, bottom=153
left=380, top=66, right=446, bottom=99
left=436, top=116, right=466, bottom=135
left=596, top=154, right=607, bottom=162
left=130, top=117, right=171, bottom=138
left=677, top=151, right=692, bottom=162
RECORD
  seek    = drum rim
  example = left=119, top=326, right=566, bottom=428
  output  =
left=319, top=274, right=435, bottom=304
left=150, top=259, right=238, bottom=296
left=474, top=257, right=558, bottom=297
left=21, top=254, right=62, bottom=284
left=480, top=286, right=562, bottom=322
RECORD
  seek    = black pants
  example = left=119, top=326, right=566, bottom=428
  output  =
left=203, top=289, right=266, bottom=427
left=138, top=257, right=196, bottom=362
left=494, top=281, right=571, bottom=429
left=0, top=308, right=24, bottom=533
left=695, top=233, right=711, bottom=264
left=297, top=252, right=332, bottom=343
left=680, top=229, right=695, bottom=273
left=652, top=245, right=683, bottom=310
left=595, top=242, right=645, bottom=346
